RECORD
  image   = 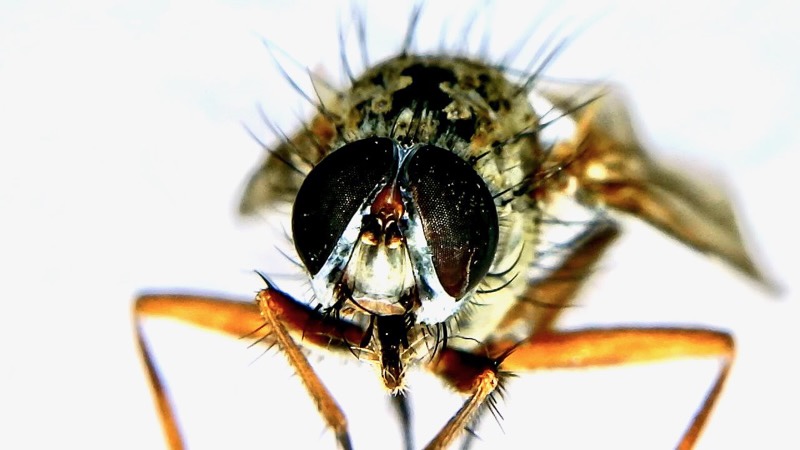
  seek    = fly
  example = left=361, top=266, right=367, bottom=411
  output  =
left=134, top=5, right=774, bottom=449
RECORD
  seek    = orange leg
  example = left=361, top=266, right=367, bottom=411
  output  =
left=134, top=287, right=366, bottom=450
left=137, top=291, right=734, bottom=450
left=255, top=287, right=353, bottom=450
left=425, top=351, right=502, bottom=450
left=500, top=328, right=733, bottom=450
left=134, top=294, right=266, bottom=449
left=428, top=327, right=733, bottom=449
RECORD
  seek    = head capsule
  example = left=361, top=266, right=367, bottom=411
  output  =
left=292, top=137, right=499, bottom=325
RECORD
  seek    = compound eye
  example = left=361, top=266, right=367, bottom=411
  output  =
left=292, top=138, right=394, bottom=275
left=405, top=145, right=499, bottom=298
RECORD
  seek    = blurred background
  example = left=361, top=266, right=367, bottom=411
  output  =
left=1, top=0, right=797, bottom=449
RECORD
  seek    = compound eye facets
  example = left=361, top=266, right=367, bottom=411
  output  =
left=405, top=145, right=499, bottom=298
left=292, top=138, right=395, bottom=275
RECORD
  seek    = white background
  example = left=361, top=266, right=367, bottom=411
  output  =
left=1, top=0, right=798, bottom=449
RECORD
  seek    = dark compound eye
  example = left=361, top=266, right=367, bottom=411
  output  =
left=292, top=138, right=395, bottom=275
left=404, top=145, right=499, bottom=298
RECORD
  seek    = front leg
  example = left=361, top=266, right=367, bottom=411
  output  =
left=425, top=350, right=506, bottom=450
left=255, top=286, right=354, bottom=449
left=427, top=326, right=732, bottom=450
left=134, top=281, right=365, bottom=450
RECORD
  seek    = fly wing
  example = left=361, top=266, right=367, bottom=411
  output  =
left=239, top=71, right=343, bottom=217
left=238, top=114, right=337, bottom=216
left=530, top=79, right=774, bottom=288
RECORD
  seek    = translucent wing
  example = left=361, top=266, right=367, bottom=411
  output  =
left=239, top=75, right=343, bottom=216
left=239, top=114, right=336, bottom=215
left=530, top=79, right=773, bottom=288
